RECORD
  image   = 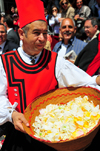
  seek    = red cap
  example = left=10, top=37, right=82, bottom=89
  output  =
left=15, top=0, right=46, bottom=28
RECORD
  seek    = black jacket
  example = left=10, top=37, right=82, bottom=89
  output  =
left=2, top=40, right=19, bottom=54
left=74, top=36, right=98, bottom=73
left=7, top=29, right=20, bottom=46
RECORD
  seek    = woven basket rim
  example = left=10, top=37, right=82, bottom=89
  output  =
left=24, top=87, right=100, bottom=144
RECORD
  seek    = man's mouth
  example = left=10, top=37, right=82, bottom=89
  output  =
left=63, top=31, right=72, bottom=36
left=37, top=44, right=44, bottom=47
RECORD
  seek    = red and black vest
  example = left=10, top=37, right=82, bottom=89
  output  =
left=1, top=49, right=58, bottom=113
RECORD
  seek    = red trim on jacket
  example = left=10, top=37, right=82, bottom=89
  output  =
left=1, top=49, right=58, bottom=112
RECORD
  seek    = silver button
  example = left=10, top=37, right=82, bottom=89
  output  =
left=14, top=93, right=18, bottom=96
left=9, top=110, right=12, bottom=113
left=14, top=89, right=17, bottom=92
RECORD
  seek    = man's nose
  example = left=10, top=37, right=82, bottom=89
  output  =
left=0, top=32, right=2, bottom=36
left=39, top=33, right=45, bottom=41
left=65, top=26, right=69, bottom=31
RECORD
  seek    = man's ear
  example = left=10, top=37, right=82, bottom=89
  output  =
left=95, top=25, right=98, bottom=31
left=74, top=26, right=77, bottom=34
left=3, top=22, right=7, bottom=27
left=18, top=28, right=25, bottom=40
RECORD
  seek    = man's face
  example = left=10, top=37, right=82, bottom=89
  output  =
left=21, top=21, right=47, bottom=56
left=60, top=18, right=76, bottom=44
left=76, top=0, right=83, bottom=9
left=11, top=7, right=15, bottom=13
left=0, top=25, right=7, bottom=45
left=84, top=20, right=97, bottom=38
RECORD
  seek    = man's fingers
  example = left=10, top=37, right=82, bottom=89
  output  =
left=12, top=111, right=29, bottom=132
left=15, top=122, right=26, bottom=133
left=21, top=116, right=29, bottom=127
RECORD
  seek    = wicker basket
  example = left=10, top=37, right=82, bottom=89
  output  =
left=23, top=87, right=100, bottom=151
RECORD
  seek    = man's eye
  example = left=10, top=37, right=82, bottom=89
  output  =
left=68, top=25, right=73, bottom=28
left=43, top=33, right=47, bottom=36
left=34, top=32, right=40, bottom=35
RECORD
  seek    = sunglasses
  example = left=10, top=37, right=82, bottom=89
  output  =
left=52, top=9, right=57, bottom=12
left=61, top=2, right=68, bottom=5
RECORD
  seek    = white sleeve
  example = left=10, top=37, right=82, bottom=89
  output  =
left=49, top=14, right=61, bottom=27
left=55, top=56, right=100, bottom=90
left=55, top=13, right=61, bottom=23
left=0, top=57, right=18, bottom=125
left=49, top=17, right=55, bottom=27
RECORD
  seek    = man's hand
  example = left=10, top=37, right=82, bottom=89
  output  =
left=12, top=111, right=29, bottom=133
left=96, top=75, right=100, bottom=86
left=74, top=15, right=80, bottom=20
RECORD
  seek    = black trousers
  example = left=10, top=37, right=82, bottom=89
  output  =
left=1, top=123, right=56, bottom=151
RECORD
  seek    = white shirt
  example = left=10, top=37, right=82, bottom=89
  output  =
left=7, top=28, right=13, bottom=34
left=58, top=43, right=67, bottom=58
left=0, top=41, right=6, bottom=54
left=0, top=47, right=100, bottom=125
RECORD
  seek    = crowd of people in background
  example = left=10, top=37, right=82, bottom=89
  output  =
left=0, top=0, right=100, bottom=150
left=0, top=0, right=100, bottom=53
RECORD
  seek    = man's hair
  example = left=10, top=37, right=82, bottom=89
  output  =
left=60, top=17, right=76, bottom=28
left=0, top=23, right=7, bottom=33
left=3, top=15, right=13, bottom=28
left=85, top=17, right=98, bottom=27
left=22, top=24, right=30, bottom=37
left=22, top=20, right=46, bottom=37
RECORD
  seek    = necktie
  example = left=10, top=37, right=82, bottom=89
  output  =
left=30, top=57, right=35, bottom=64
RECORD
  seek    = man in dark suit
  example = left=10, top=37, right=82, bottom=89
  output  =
left=3, top=15, right=20, bottom=46
left=74, top=33, right=100, bottom=76
left=0, top=23, right=18, bottom=54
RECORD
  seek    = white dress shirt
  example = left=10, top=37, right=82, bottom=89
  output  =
left=7, top=28, right=13, bottom=34
left=57, top=43, right=67, bottom=58
left=0, top=47, right=100, bottom=125
left=0, top=41, right=6, bottom=54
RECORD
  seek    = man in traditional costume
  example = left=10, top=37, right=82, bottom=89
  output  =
left=0, top=0, right=100, bottom=151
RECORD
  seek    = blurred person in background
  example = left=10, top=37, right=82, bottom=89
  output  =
left=75, top=33, right=100, bottom=76
left=84, top=17, right=100, bottom=43
left=59, top=0, right=75, bottom=21
left=74, top=0, right=91, bottom=21
left=0, top=13, right=5, bottom=24
left=13, top=7, right=20, bottom=32
left=74, top=0, right=91, bottom=33
left=44, top=8, right=49, bottom=22
left=53, top=18, right=87, bottom=62
left=49, top=5, right=61, bottom=36
left=3, top=15, right=20, bottom=46
left=10, top=6, right=15, bottom=18
left=0, top=23, right=18, bottom=54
